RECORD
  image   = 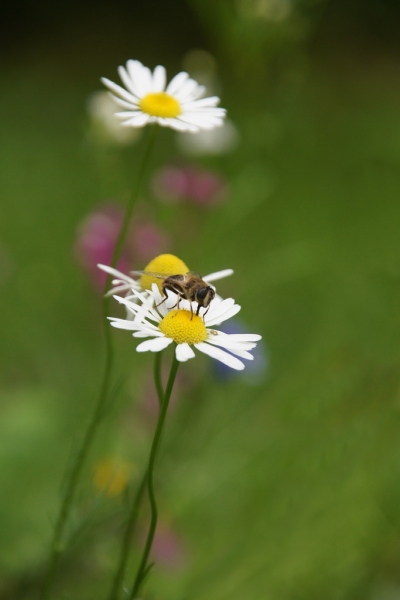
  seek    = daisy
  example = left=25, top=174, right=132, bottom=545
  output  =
left=98, top=253, right=234, bottom=302
left=101, top=59, right=226, bottom=133
left=109, top=284, right=262, bottom=371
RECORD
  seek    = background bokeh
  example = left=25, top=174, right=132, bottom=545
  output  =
left=2, top=0, right=400, bottom=598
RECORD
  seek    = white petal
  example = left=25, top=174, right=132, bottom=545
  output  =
left=217, top=333, right=262, bottom=342
left=206, top=336, right=257, bottom=351
left=166, top=71, right=189, bottom=95
left=176, top=120, right=224, bottom=132
left=182, top=96, right=221, bottom=109
left=152, top=65, right=167, bottom=92
left=120, top=114, right=151, bottom=127
left=110, top=314, right=159, bottom=333
left=203, top=269, right=234, bottom=283
left=206, top=304, right=241, bottom=326
left=125, top=61, right=144, bottom=97
left=97, top=264, right=131, bottom=280
left=114, top=294, right=161, bottom=323
left=190, top=85, right=206, bottom=100
left=192, top=104, right=226, bottom=113
left=98, top=265, right=140, bottom=296
left=206, top=297, right=235, bottom=320
left=178, top=113, right=225, bottom=129
left=115, top=111, right=144, bottom=119
left=105, top=283, right=132, bottom=296
left=226, top=348, right=254, bottom=360
left=139, top=65, right=153, bottom=94
left=151, top=282, right=164, bottom=304
left=205, top=339, right=255, bottom=359
left=127, top=288, right=162, bottom=320
left=175, top=343, right=196, bottom=362
left=194, top=342, right=245, bottom=370
left=126, top=60, right=152, bottom=96
left=206, top=296, right=223, bottom=312
left=118, top=65, right=141, bottom=99
left=109, top=318, right=142, bottom=331
left=133, top=329, right=165, bottom=338
left=156, top=117, right=198, bottom=133
left=136, top=337, right=173, bottom=352
left=174, top=78, right=199, bottom=101
left=101, top=77, right=138, bottom=105
left=150, top=283, right=170, bottom=317
left=181, top=104, right=226, bottom=119
left=108, top=93, right=139, bottom=109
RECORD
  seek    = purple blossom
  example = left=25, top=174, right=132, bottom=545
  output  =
left=151, top=524, right=185, bottom=569
left=73, top=203, right=170, bottom=290
left=152, top=164, right=228, bottom=207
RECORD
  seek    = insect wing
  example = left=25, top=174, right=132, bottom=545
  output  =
left=129, top=270, right=183, bottom=280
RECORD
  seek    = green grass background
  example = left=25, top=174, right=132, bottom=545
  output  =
left=2, top=1, right=400, bottom=598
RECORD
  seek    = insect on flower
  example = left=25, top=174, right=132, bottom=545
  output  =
left=129, top=270, right=215, bottom=319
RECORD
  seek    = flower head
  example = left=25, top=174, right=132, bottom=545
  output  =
left=150, top=522, right=186, bottom=570
left=98, top=253, right=234, bottom=301
left=101, top=60, right=226, bottom=133
left=93, top=458, right=134, bottom=497
left=74, top=204, right=130, bottom=289
left=109, top=284, right=262, bottom=371
left=152, top=164, right=227, bottom=207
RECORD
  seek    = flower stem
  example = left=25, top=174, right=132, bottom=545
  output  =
left=106, top=472, right=147, bottom=600
left=130, top=354, right=180, bottom=599
left=154, top=350, right=163, bottom=408
left=41, top=125, right=158, bottom=600
left=109, top=124, right=158, bottom=270
left=106, top=352, right=164, bottom=600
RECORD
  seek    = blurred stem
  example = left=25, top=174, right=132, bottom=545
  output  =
left=106, top=473, right=147, bottom=600
left=41, top=125, right=158, bottom=600
left=130, top=354, right=180, bottom=599
left=110, top=124, right=158, bottom=269
left=106, top=352, right=164, bottom=600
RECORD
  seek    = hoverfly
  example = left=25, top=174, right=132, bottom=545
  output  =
left=130, top=271, right=215, bottom=320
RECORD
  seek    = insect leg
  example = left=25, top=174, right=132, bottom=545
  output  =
left=172, top=296, right=182, bottom=317
left=157, top=285, right=183, bottom=316
left=155, top=287, right=171, bottom=309
left=201, top=304, right=211, bottom=322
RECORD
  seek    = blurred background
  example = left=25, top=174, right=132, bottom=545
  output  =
left=2, top=0, right=400, bottom=598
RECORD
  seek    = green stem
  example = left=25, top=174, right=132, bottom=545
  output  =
left=130, top=354, right=180, bottom=599
left=109, top=124, right=158, bottom=271
left=106, top=352, right=164, bottom=600
left=106, top=472, right=147, bottom=600
left=154, top=351, right=163, bottom=407
left=41, top=125, right=158, bottom=600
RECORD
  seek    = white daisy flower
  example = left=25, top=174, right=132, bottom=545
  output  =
left=101, top=59, right=226, bottom=133
left=109, top=284, right=262, bottom=371
left=98, top=253, right=234, bottom=302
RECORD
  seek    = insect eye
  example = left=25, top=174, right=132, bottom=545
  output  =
left=196, top=287, right=209, bottom=301
left=196, top=287, right=215, bottom=306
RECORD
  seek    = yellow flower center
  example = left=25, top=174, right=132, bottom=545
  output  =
left=93, top=458, right=133, bottom=498
left=159, top=310, right=207, bottom=344
left=141, top=253, right=189, bottom=292
left=139, top=92, right=181, bottom=118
